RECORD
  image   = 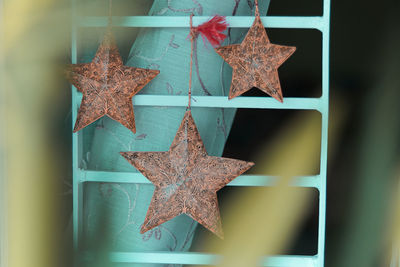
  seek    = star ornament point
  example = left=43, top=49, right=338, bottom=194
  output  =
left=215, top=15, right=296, bottom=102
left=121, top=110, right=254, bottom=239
left=66, top=30, right=159, bottom=133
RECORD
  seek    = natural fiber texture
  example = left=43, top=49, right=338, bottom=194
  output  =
left=121, top=110, right=254, bottom=239
left=66, top=29, right=159, bottom=133
left=215, top=11, right=295, bottom=102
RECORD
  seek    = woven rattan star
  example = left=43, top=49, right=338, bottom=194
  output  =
left=215, top=15, right=296, bottom=102
left=66, top=30, right=159, bottom=133
left=121, top=110, right=254, bottom=238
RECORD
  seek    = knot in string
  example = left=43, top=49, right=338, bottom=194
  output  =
left=189, top=16, right=199, bottom=41
left=254, top=0, right=260, bottom=17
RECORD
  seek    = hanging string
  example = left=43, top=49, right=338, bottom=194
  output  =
left=186, top=14, right=228, bottom=109
left=187, top=14, right=196, bottom=110
left=108, top=0, right=113, bottom=26
left=254, top=0, right=260, bottom=17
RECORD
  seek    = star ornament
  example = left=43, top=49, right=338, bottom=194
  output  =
left=121, top=110, right=254, bottom=238
left=215, top=15, right=296, bottom=102
left=66, top=29, right=159, bottom=133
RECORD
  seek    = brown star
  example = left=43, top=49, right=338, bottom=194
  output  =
left=215, top=15, right=296, bottom=102
left=66, top=29, right=159, bottom=133
left=120, top=110, right=254, bottom=238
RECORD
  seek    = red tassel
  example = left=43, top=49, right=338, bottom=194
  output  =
left=194, top=15, right=228, bottom=47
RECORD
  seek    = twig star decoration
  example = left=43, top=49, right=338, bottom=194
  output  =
left=66, top=29, right=160, bottom=133
left=215, top=0, right=296, bottom=102
left=121, top=110, right=254, bottom=238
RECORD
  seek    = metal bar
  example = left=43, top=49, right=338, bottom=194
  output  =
left=80, top=170, right=320, bottom=188
left=71, top=2, right=331, bottom=266
left=262, top=255, right=317, bottom=267
left=71, top=0, right=83, bottom=253
left=75, top=94, right=322, bottom=111
left=78, top=16, right=324, bottom=31
left=82, top=251, right=317, bottom=266
left=316, top=0, right=331, bottom=266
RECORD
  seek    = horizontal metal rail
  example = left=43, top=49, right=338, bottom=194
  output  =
left=75, top=94, right=323, bottom=111
left=79, top=169, right=320, bottom=189
left=78, top=16, right=324, bottom=31
left=82, top=251, right=318, bottom=266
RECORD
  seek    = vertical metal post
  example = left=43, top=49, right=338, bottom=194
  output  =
left=71, top=0, right=83, bottom=253
left=317, top=0, right=331, bottom=266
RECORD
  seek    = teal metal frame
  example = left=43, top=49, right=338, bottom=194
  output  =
left=71, top=1, right=330, bottom=266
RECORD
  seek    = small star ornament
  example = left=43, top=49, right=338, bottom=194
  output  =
left=215, top=1, right=296, bottom=102
left=66, top=29, right=159, bottom=133
left=121, top=110, right=254, bottom=238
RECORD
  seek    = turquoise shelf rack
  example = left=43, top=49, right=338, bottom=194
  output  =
left=71, top=1, right=331, bottom=266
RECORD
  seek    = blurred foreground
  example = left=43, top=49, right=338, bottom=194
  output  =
left=1, top=0, right=400, bottom=267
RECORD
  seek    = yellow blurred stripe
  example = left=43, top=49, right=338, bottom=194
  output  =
left=3, top=0, right=53, bottom=50
left=206, top=100, right=346, bottom=266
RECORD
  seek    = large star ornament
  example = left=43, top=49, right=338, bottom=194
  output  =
left=215, top=15, right=296, bottom=102
left=121, top=110, right=254, bottom=238
left=66, top=30, right=159, bottom=133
